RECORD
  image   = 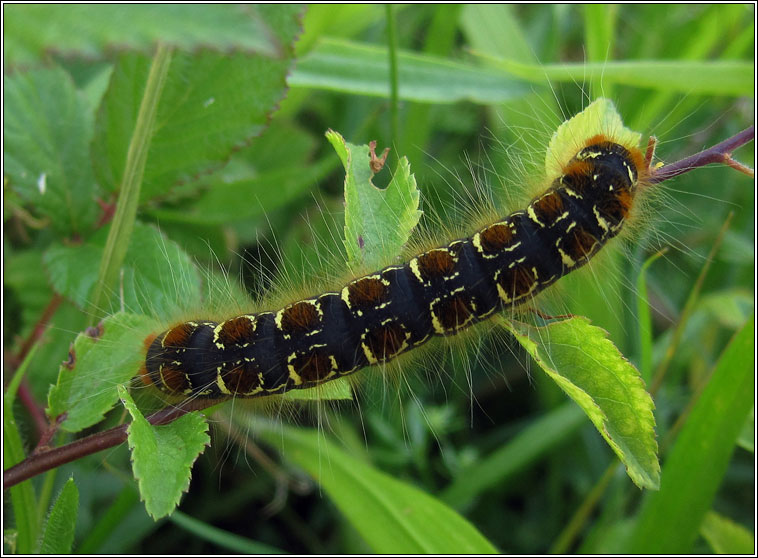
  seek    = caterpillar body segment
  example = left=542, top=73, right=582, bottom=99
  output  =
left=143, top=129, right=648, bottom=399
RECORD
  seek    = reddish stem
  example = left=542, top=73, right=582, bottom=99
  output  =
left=648, top=126, right=754, bottom=185
left=2, top=126, right=755, bottom=492
left=17, top=380, right=49, bottom=440
left=12, top=293, right=63, bottom=370
left=3, top=398, right=215, bottom=491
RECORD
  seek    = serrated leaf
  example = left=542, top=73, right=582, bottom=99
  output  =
left=4, top=5, right=289, bottom=67
left=43, top=222, right=203, bottom=316
left=118, top=386, right=210, bottom=520
left=700, top=510, right=754, bottom=555
left=290, top=38, right=530, bottom=104
left=48, top=312, right=157, bottom=432
left=92, top=7, right=302, bottom=202
left=257, top=425, right=498, bottom=554
left=4, top=65, right=98, bottom=235
left=39, top=478, right=79, bottom=554
left=502, top=316, right=660, bottom=489
left=327, top=130, right=421, bottom=270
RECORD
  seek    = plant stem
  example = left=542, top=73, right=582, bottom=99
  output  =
left=87, top=44, right=173, bottom=324
left=3, top=398, right=213, bottom=490
left=2, top=125, right=754, bottom=491
left=648, top=125, right=754, bottom=185
left=385, top=4, right=400, bottom=151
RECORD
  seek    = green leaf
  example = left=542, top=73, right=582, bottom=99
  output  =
left=48, top=312, right=156, bottom=432
left=92, top=8, right=302, bottom=202
left=698, top=288, right=754, bottom=330
left=4, top=64, right=98, bottom=235
left=502, top=316, right=660, bottom=490
left=636, top=250, right=667, bottom=384
left=700, top=510, right=755, bottom=555
left=483, top=58, right=754, bottom=97
left=118, top=386, right=210, bottom=520
left=39, top=478, right=79, bottom=554
left=4, top=5, right=289, bottom=66
left=170, top=510, right=286, bottom=554
left=291, top=38, right=530, bottom=104
left=441, top=402, right=587, bottom=510
left=4, top=345, right=41, bottom=554
left=327, top=130, right=421, bottom=270
left=629, top=317, right=754, bottom=553
left=737, top=406, right=754, bottom=452
left=147, top=158, right=335, bottom=226
left=257, top=425, right=498, bottom=554
left=76, top=484, right=141, bottom=554
left=284, top=377, right=353, bottom=401
left=43, top=222, right=203, bottom=316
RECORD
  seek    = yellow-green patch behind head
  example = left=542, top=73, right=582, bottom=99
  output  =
left=545, top=98, right=643, bottom=181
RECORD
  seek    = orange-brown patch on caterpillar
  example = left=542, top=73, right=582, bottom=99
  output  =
left=346, top=277, right=389, bottom=307
left=583, top=133, right=611, bottom=148
left=163, top=322, right=196, bottom=348
left=565, top=226, right=599, bottom=259
left=142, top=332, right=158, bottom=352
left=600, top=186, right=635, bottom=224
left=561, top=160, right=593, bottom=196
left=497, top=265, right=536, bottom=302
left=478, top=222, right=514, bottom=252
left=416, top=248, right=457, bottom=278
left=220, top=361, right=261, bottom=394
left=433, top=292, right=476, bottom=331
left=217, top=316, right=255, bottom=346
left=141, top=333, right=159, bottom=386
left=160, top=364, right=190, bottom=394
left=292, top=349, right=333, bottom=382
left=364, top=321, right=408, bottom=360
left=280, top=301, right=321, bottom=334
left=561, top=159, right=593, bottom=181
left=531, top=191, right=565, bottom=223
left=138, top=364, right=153, bottom=386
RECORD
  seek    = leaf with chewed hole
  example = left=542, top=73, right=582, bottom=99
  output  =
left=327, top=130, right=422, bottom=270
left=257, top=424, right=498, bottom=553
left=118, top=386, right=210, bottom=520
left=501, top=316, right=660, bottom=490
left=48, top=312, right=156, bottom=432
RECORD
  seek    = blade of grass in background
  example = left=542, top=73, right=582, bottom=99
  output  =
left=629, top=317, right=754, bottom=553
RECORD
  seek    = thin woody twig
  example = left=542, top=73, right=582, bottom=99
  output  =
left=648, top=126, right=754, bottom=185
left=3, top=126, right=755, bottom=492
left=3, top=397, right=217, bottom=491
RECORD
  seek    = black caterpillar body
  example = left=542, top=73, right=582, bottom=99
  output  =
left=142, top=135, right=646, bottom=399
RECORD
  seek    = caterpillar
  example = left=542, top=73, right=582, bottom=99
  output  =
left=140, top=99, right=649, bottom=401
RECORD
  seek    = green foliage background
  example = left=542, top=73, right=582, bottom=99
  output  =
left=3, top=4, right=754, bottom=554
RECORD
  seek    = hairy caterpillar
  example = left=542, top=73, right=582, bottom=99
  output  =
left=141, top=99, right=648, bottom=400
